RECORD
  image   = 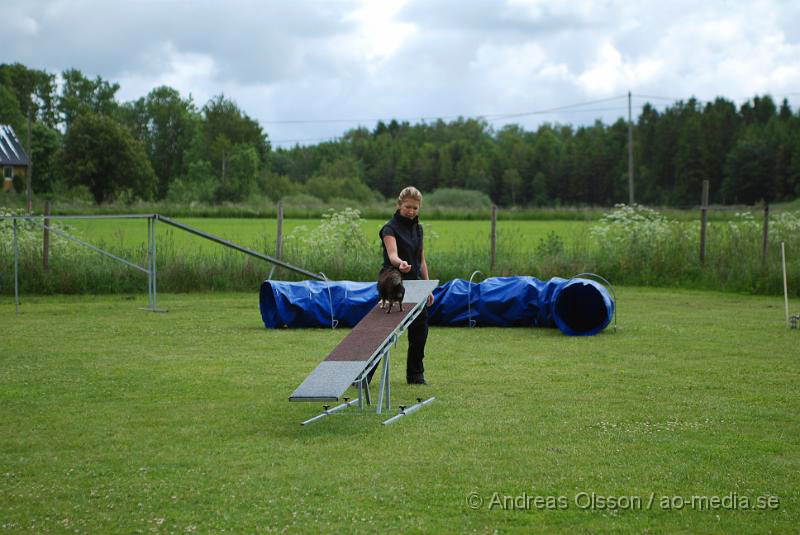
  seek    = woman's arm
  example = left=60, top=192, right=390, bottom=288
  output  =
left=382, top=235, right=411, bottom=273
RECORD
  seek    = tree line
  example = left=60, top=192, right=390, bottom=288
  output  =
left=2, top=62, right=799, bottom=207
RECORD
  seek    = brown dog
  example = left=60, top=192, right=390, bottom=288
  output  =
left=377, top=266, right=405, bottom=313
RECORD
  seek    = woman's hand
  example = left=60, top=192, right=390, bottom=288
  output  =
left=398, top=260, right=411, bottom=273
left=427, top=293, right=434, bottom=307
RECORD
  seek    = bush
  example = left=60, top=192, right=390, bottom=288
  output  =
left=281, top=193, right=325, bottom=211
left=283, top=208, right=374, bottom=280
left=426, top=188, right=492, bottom=209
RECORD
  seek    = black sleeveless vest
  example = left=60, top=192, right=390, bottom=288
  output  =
left=380, top=211, right=423, bottom=280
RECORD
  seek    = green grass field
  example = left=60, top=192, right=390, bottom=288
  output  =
left=63, top=217, right=591, bottom=255
left=2, top=288, right=798, bottom=533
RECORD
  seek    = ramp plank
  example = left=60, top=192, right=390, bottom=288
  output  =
left=326, top=304, right=418, bottom=361
left=289, top=280, right=438, bottom=402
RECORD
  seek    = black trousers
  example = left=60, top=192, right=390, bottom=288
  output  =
left=366, top=305, right=429, bottom=383
left=406, top=305, right=428, bottom=378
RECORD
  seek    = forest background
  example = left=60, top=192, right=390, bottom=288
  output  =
left=3, top=62, right=800, bottom=211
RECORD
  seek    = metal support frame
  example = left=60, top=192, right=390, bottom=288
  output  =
left=156, top=215, right=323, bottom=280
left=300, top=298, right=436, bottom=426
left=5, top=214, right=168, bottom=315
left=142, top=216, right=167, bottom=312
left=301, top=397, right=360, bottom=426
left=5, top=212, right=320, bottom=315
left=382, top=397, right=436, bottom=425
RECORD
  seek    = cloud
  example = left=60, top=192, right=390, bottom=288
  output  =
left=2, top=0, right=799, bottom=145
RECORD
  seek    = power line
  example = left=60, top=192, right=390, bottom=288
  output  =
left=265, top=92, right=799, bottom=128
left=262, top=94, right=629, bottom=126
left=270, top=104, right=677, bottom=143
left=485, top=94, right=628, bottom=121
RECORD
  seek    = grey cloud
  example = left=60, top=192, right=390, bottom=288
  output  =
left=4, top=0, right=360, bottom=85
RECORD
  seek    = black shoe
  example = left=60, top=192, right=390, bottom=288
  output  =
left=406, top=374, right=427, bottom=385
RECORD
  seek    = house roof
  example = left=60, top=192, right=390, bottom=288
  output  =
left=0, top=125, right=30, bottom=166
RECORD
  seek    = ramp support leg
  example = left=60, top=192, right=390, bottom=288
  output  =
left=383, top=397, right=436, bottom=425
left=301, top=397, right=360, bottom=426
left=377, top=348, right=391, bottom=415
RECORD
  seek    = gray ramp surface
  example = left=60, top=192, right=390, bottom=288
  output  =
left=289, top=361, right=367, bottom=402
left=289, top=280, right=438, bottom=402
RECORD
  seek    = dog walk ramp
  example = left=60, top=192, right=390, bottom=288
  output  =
left=290, top=280, right=438, bottom=425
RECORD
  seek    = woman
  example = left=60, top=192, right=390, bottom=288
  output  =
left=380, top=186, right=434, bottom=385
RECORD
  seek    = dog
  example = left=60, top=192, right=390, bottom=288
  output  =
left=377, top=266, right=405, bottom=314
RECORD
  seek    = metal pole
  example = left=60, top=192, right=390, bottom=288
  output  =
left=152, top=216, right=158, bottom=310
left=382, top=397, right=436, bottom=425
left=269, top=201, right=283, bottom=280
left=26, top=109, right=32, bottom=215
left=157, top=215, right=323, bottom=280
left=32, top=220, right=148, bottom=273
left=43, top=201, right=50, bottom=270
left=490, top=205, right=497, bottom=272
left=762, top=203, right=769, bottom=268
left=14, top=218, right=20, bottom=315
left=140, top=216, right=166, bottom=312
left=700, top=180, right=709, bottom=264
left=782, top=242, right=789, bottom=329
left=377, top=349, right=391, bottom=415
left=301, top=397, right=359, bottom=426
left=147, top=216, right=153, bottom=308
left=627, top=91, right=634, bottom=205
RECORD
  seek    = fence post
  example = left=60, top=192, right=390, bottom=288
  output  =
left=43, top=201, right=50, bottom=270
left=269, top=201, right=284, bottom=280
left=762, top=202, right=769, bottom=268
left=699, top=180, right=709, bottom=264
left=490, top=205, right=497, bottom=272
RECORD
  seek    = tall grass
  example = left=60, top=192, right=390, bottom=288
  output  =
left=4, top=205, right=800, bottom=296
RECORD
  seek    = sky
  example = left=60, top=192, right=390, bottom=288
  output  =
left=4, top=0, right=800, bottom=147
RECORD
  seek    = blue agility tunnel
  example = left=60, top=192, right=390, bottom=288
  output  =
left=259, top=276, right=614, bottom=336
left=428, top=276, right=614, bottom=336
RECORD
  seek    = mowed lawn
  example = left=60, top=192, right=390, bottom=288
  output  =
left=2, top=287, right=798, bottom=534
left=65, top=217, right=591, bottom=254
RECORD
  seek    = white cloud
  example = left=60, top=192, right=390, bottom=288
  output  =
left=1, top=0, right=799, bottom=145
left=116, top=43, right=218, bottom=105
left=10, top=16, right=39, bottom=35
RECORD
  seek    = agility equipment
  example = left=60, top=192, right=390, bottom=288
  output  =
left=260, top=275, right=615, bottom=336
left=382, top=397, right=437, bottom=425
left=289, top=280, right=438, bottom=425
left=430, top=274, right=615, bottom=336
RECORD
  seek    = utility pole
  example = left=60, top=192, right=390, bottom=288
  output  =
left=627, top=91, right=634, bottom=205
left=26, top=108, right=33, bottom=214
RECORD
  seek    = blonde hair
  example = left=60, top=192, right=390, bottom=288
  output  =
left=397, top=186, right=422, bottom=206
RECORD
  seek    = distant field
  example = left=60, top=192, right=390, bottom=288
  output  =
left=65, top=217, right=593, bottom=255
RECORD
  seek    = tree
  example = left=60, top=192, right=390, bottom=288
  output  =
left=721, top=126, right=773, bottom=204
left=58, top=69, right=120, bottom=131
left=0, top=84, right=25, bottom=133
left=259, top=171, right=301, bottom=202
left=201, top=95, right=269, bottom=170
left=674, top=114, right=708, bottom=205
left=61, top=113, right=157, bottom=203
left=214, top=145, right=258, bottom=202
left=700, top=98, right=739, bottom=203
left=0, top=63, right=59, bottom=127
left=30, top=123, right=62, bottom=194
left=502, top=168, right=522, bottom=205
left=119, top=86, right=199, bottom=198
